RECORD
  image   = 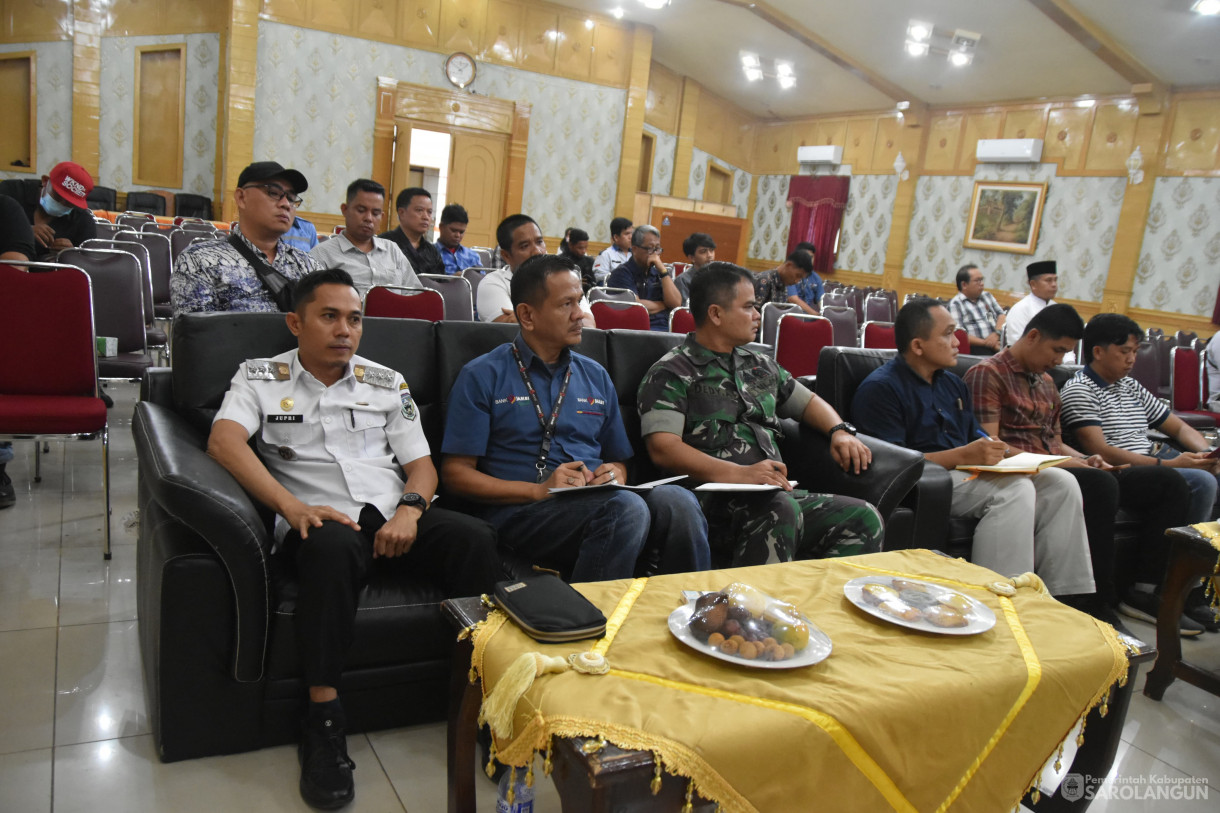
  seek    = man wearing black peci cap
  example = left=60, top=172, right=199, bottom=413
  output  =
left=1005, top=260, right=1074, bottom=363
left=171, top=161, right=318, bottom=314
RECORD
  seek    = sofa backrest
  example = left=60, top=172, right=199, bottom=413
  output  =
left=606, top=329, right=686, bottom=481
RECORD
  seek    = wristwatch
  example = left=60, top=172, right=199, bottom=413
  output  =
left=396, top=493, right=429, bottom=513
left=828, top=422, right=857, bottom=438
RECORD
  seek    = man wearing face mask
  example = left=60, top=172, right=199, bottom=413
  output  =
left=0, top=162, right=97, bottom=260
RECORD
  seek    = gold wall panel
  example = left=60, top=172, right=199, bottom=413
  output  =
left=400, top=0, right=442, bottom=47
left=394, top=83, right=515, bottom=133
left=520, top=6, right=557, bottom=72
left=813, top=119, right=847, bottom=149
left=2, top=0, right=70, bottom=42
left=645, top=60, right=681, bottom=135
left=958, top=111, right=1003, bottom=172
left=842, top=118, right=876, bottom=171
left=1084, top=102, right=1138, bottom=172
left=483, top=0, right=522, bottom=66
left=309, top=0, right=355, bottom=31
left=924, top=114, right=963, bottom=172
left=1002, top=108, right=1047, bottom=141
left=100, top=0, right=225, bottom=36
left=591, top=22, right=629, bottom=86
left=356, top=0, right=398, bottom=41
left=1043, top=106, right=1091, bottom=171
left=0, top=54, right=34, bottom=172
left=871, top=116, right=902, bottom=176
left=751, top=121, right=796, bottom=175
left=261, top=0, right=309, bottom=25
left=1164, top=97, right=1220, bottom=173
left=554, top=13, right=592, bottom=79
left=439, top=0, right=486, bottom=56
left=133, top=45, right=184, bottom=187
left=693, top=89, right=753, bottom=169
left=71, top=0, right=103, bottom=177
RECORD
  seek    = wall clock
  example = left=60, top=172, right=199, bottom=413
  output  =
left=445, top=52, right=476, bottom=89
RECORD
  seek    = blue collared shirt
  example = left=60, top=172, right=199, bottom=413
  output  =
left=442, top=335, right=633, bottom=519
left=608, top=257, right=669, bottom=331
left=282, top=217, right=318, bottom=252
left=851, top=354, right=983, bottom=453
left=439, top=242, right=482, bottom=275
left=787, top=272, right=823, bottom=307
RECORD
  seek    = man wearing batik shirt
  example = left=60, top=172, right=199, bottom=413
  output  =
left=948, top=264, right=1006, bottom=355
left=638, top=262, right=882, bottom=567
left=753, top=249, right=818, bottom=317
left=172, top=161, right=317, bottom=313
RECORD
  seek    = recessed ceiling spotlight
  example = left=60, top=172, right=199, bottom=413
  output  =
left=907, top=20, right=933, bottom=41
left=1191, top=0, right=1220, bottom=15
left=778, top=75, right=796, bottom=89
left=610, top=7, right=625, bottom=19
left=637, top=0, right=671, bottom=9
left=775, top=60, right=794, bottom=78
left=745, top=67, right=764, bottom=82
left=948, top=49, right=972, bottom=67
left=905, top=40, right=929, bottom=57
left=741, top=51, right=761, bottom=69
left=585, top=18, right=595, bottom=30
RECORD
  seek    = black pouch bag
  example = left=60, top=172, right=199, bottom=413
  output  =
left=227, top=233, right=296, bottom=312
left=492, top=573, right=607, bottom=643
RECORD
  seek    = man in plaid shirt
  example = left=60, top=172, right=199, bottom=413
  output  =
left=947, top=264, right=1006, bottom=355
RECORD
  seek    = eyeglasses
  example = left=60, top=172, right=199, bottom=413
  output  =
left=243, top=183, right=304, bottom=207
left=641, top=245, right=663, bottom=255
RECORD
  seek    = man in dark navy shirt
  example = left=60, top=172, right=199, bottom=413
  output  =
left=607, top=224, right=682, bottom=331
left=851, top=297, right=1094, bottom=598
left=442, top=253, right=708, bottom=580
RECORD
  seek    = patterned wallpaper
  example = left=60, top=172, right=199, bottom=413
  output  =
left=1130, top=177, right=1220, bottom=318
left=903, top=164, right=1125, bottom=302
left=0, top=41, right=72, bottom=181
left=254, top=22, right=626, bottom=242
left=687, top=147, right=751, bottom=219
left=835, top=174, right=896, bottom=276
left=98, top=34, right=218, bottom=197
left=643, top=122, right=675, bottom=197
left=750, top=174, right=790, bottom=261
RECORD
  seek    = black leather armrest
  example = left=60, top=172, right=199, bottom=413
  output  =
left=141, top=367, right=173, bottom=406
left=132, top=401, right=271, bottom=682
left=779, top=423, right=925, bottom=521
left=897, top=462, right=954, bottom=551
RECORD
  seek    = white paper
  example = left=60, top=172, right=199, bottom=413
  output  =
left=693, top=480, right=799, bottom=492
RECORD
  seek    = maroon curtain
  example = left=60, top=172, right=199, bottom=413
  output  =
left=786, top=175, right=850, bottom=275
left=1213, top=284, right=1220, bottom=326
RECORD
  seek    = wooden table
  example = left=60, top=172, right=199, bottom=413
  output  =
left=1144, top=525, right=1220, bottom=701
left=444, top=595, right=1152, bottom=813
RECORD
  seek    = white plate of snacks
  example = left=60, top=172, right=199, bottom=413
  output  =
left=843, top=576, right=995, bottom=636
left=668, top=583, right=832, bottom=669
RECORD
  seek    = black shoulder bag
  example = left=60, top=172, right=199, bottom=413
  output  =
left=227, top=233, right=296, bottom=312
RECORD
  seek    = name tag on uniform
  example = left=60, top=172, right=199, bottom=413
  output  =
left=246, top=360, right=291, bottom=381
left=266, top=414, right=303, bottom=423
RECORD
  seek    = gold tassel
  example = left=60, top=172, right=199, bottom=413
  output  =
left=525, top=754, right=536, bottom=788
left=651, top=752, right=663, bottom=795
left=506, top=766, right=517, bottom=806
left=485, top=740, right=498, bottom=780
left=1054, top=741, right=1065, bottom=773
left=1030, top=788, right=1041, bottom=804
left=1099, top=698, right=1109, bottom=718
left=481, top=652, right=569, bottom=739
left=543, top=738, right=554, bottom=777
left=682, top=778, right=695, bottom=813
left=1076, top=716, right=1087, bottom=747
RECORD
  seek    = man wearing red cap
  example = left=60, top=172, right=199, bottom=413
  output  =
left=0, top=161, right=97, bottom=260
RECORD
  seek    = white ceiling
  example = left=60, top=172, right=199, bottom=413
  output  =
left=559, top=0, right=1220, bottom=119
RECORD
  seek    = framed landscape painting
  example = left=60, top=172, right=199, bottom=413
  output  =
left=963, top=181, right=1047, bottom=255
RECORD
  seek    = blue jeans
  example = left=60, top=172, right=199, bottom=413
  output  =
left=1154, top=447, right=1219, bottom=522
left=495, top=485, right=709, bottom=581
left=0, top=442, right=12, bottom=465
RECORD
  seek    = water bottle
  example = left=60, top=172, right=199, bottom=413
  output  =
left=495, top=765, right=535, bottom=813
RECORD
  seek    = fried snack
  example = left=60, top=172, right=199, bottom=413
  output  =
left=939, top=593, right=974, bottom=613
left=860, top=583, right=900, bottom=606
left=924, top=604, right=969, bottom=628
left=877, top=599, right=923, bottom=622
left=718, top=638, right=740, bottom=655
left=890, top=579, right=927, bottom=592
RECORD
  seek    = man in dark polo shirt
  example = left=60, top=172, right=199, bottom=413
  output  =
left=378, top=187, right=444, bottom=276
left=0, top=161, right=97, bottom=260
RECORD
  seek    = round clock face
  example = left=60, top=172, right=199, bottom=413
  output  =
left=445, top=53, right=476, bottom=88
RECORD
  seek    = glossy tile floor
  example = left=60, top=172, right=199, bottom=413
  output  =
left=0, top=380, right=1217, bottom=812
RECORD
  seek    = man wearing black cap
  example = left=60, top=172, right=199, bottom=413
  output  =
left=1005, top=260, right=1070, bottom=355
left=0, top=161, right=97, bottom=260
left=171, top=161, right=318, bottom=314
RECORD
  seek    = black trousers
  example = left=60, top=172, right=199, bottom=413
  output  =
left=280, top=504, right=502, bottom=688
left=1065, top=465, right=1192, bottom=604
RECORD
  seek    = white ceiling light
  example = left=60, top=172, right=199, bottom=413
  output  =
left=1192, top=0, right=1220, bottom=15
left=637, top=0, right=671, bottom=9
left=905, top=40, right=929, bottom=57
left=741, top=52, right=761, bottom=69
left=610, top=7, right=624, bottom=19
left=778, top=75, right=796, bottom=89
left=949, top=49, right=972, bottom=67
left=907, top=20, right=933, bottom=42
left=906, top=23, right=980, bottom=68
left=585, top=18, right=595, bottom=30
left=741, top=52, right=795, bottom=89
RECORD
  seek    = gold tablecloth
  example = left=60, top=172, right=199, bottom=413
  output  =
left=472, top=550, right=1128, bottom=813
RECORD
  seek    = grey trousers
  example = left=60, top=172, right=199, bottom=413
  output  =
left=948, top=467, right=1095, bottom=596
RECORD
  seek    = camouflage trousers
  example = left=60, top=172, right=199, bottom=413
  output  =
left=699, top=490, right=884, bottom=568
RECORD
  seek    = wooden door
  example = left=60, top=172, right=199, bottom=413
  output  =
left=448, top=129, right=507, bottom=249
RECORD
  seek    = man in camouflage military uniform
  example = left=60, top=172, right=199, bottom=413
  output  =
left=637, top=262, right=883, bottom=566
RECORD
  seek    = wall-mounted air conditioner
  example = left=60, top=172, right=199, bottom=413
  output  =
left=797, top=145, right=844, bottom=165
left=976, top=138, right=1043, bottom=163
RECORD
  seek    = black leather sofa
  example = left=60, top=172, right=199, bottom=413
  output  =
left=133, top=314, right=928, bottom=761
left=815, top=345, right=1145, bottom=559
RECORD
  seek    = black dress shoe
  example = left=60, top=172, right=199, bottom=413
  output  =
left=0, top=464, right=14, bottom=510
left=299, top=702, right=356, bottom=810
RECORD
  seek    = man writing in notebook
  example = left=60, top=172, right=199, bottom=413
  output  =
left=637, top=263, right=883, bottom=567
left=963, top=304, right=1193, bottom=634
left=852, top=298, right=1095, bottom=600
left=443, top=254, right=709, bottom=580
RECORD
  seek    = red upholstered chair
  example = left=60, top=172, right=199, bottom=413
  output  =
left=774, top=313, right=833, bottom=379
left=955, top=328, right=971, bottom=355
left=591, top=300, right=651, bottom=331
left=669, top=306, right=696, bottom=334
left=419, top=273, right=475, bottom=321
left=363, top=285, right=446, bottom=321
left=760, top=302, right=801, bottom=346
left=588, top=286, right=637, bottom=303
left=1169, top=346, right=1219, bottom=429
left=0, top=262, right=112, bottom=558
left=861, top=321, right=896, bottom=349
left=333, top=225, right=346, bottom=234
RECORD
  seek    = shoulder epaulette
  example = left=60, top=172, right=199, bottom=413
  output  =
left=245, top=359, right=291, bottom=381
